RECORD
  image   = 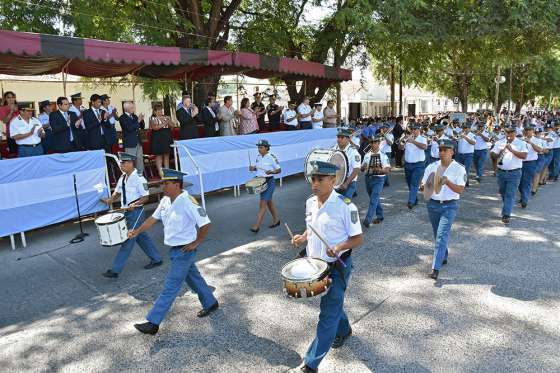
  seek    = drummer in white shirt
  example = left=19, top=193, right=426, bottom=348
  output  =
left=518, top=124, right=543, bottom=208
left=10, top=104, right=45, bottom=157
left=291, top=160, right=363, bottom=372
left=249, top=139, right=281, bottom=233
left=490, top=125, right=528, bottom=224
left=421, top=139, right=466, bottom=280
left=311, top=102, right=324, bottom=129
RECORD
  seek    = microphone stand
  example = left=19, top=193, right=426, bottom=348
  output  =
left=70, top=174, right=89, bottom=244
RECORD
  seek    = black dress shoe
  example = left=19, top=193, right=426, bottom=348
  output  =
left=197, top=302, right=219, bottom=318
left=501, top=216, right=510, bottom=224
left=300, top=365, right=318, bottom=373
left=134, top=321, right=159, bottom=335
left=407, top=202, right=413, bottom=210
left=268, top=220, right=280, bottom=228
left=476, top=177, right=481, bottom=182
left=531, top=191, right=536, bottom=196
left=250, top=227, right=259, bottom=233
left=521, top=202, right=527, bottom=208
left=144, top=260, right=163, bottom=270
left=373, top=218, right=383, bottom=224
left=442, top=259, right=448, bottom=265
left=102, top=270, right=118, bottom=278
left=428, top=269, right=439, bottom=279
left=332, top=328, right=352, bottom=348
left=362, top=220, right=370, bottom=228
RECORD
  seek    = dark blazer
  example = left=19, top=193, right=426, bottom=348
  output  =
left=119, top=112, right=144, bottom=148
left=83, top=107, right=112, bottom=150
left=200, top=106, right=218, bottom=137
left=176, top=106, right=198, bottom=140
left=49, top=110, right=82, bottom=153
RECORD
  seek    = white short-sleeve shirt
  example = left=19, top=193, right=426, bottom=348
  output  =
left=380, top=133, right=394, bottom=154
left=335, top=143, right=361, bottom=181
left=422, top=160, right=466, bottom=201
left=523, top=137, right=540, bottom=161
left=255, top=152, right=280, bottom=177
left=474, top=130, right=490, bottom=150
left=115, top=169, right=149, bottom=207
left=305, top=191, right=362, bottom=263
left=491, top=138, right=528, bottom=170
left=542, top=132, right=555, bottom=149
left=312, top=111, right=324, bottom=129
left=283, top=109, right=298, bottom=127
left=297, top=104, right=312, bottom=123
left=152, top=191, right=211, bottom=246
left=458, top=132, right=476, bottom=154
left=553, top=131, right=560, bottom=148
left=404, top=135, right=427, bottom=163
left=362, top=151, right=390, bottom=177
left=10, top=116, right=43, bottom=145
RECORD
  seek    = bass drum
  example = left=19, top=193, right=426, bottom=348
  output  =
left=304, top=149, right=348, bottom=189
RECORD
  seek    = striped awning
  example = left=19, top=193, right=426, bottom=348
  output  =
left=0, top=30, right=352, bottom=82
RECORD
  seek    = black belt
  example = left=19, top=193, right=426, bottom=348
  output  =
left=497, top=168, right=521, bottom=172
left=19, top=143, right=41, bottom=147
left=430, top=199, right=458, bottom=204
left=405, top=161, right=424, bottom=165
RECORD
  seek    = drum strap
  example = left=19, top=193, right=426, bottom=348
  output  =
left=122, top=177, right=127, bottom=206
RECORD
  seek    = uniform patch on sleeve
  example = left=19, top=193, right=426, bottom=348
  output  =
left=143, top=183, right=149, bottom=191
left=355, top=155, right=361, bottom=162
left=351, top=210, right=358, bottom=224
left=189, top=196, right=199, bottom=205
left=463, top=173, right=468, bottom=183
left=271, top=153, right=279, bottom=164
left=197, top=207, right=207, bottom=217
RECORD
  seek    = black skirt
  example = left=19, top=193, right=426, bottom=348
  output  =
left=151, top=127, right=173, bottom=155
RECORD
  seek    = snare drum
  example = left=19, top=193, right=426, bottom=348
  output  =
left=304, top=149, right=348, bottom=189
left=245, top=177, right=268, bottom=194
left=95, top=213, right=128, bottom=246
left=281, top=257, right=331, bottom=298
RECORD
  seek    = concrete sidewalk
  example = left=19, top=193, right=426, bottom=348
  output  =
left=1, top=167, right=559, bottom=372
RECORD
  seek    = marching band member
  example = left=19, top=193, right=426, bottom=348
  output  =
left=421, top=139, right=466, bottom=280
left=490, top=124, right=505, bottom=175
left=379, top=123, right=394, bottom=186
left=429, top=124, right=446, bottom=164
left=456, top=123, right=476, bottom=187
left=423, top=123, right=433, bottom=168
left=548, top=122, right=560, bottom=181
left=291, top=160, right=363, bottom=373
left=129, top=168, right=219, bottom=335
left=249, top=139, right=281, bottom=233
left=333, top=128, right=361, bottom=199
left=518, top=124, right=542, bottom=208
left=361, top=135, right=391, bottom=227
left=473, top=122, right=491, bottom=182
left=538, top=123, right=555, bottom=185
left=400, top=121, right=428, bottom=209
left=531, top=127, right=547, bottom=195
left=490, top=125, right=528, bottom=224
left=100, top=152, right=162, bottom=278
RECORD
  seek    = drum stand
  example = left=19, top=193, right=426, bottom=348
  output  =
left=70, top=174, right=89, bottom=244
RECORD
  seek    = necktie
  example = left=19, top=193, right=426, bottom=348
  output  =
left=64, top=112, right=73, bottom=142
left=96, top=110, right=104, bottom=135
left=122, top=177, right=127, bottom=206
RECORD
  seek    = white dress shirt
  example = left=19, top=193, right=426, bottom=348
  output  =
left=474, top=130, right=490, bottom=150
left=362, top=150, right=390, bottom=177
left=305, top=191, right=362, bottom=263
left=430, top=134, right=449, bottom=159
left=404, top=135, right=428, bottom=163
left=10, top=115, right=43, bottom=145
left=380, top=133, right=394, bottom=154
left=152, top=191, right=210, bottom=246
left=297, top=104, right=312, bottom=123
left=255, top=152, right=280, bottom=177
left=458, top=132, right=476, bottom=154
left=115, top=169, right=148, bottom=208
left=312, top=111, right=324, bottom=129
left=283, top=109, right=298, bottom=127
left=422, top=160, right=466, bottom=201
left=523, top=136, right=540, bottom=161
left=491, top=138, right=528, bottom=170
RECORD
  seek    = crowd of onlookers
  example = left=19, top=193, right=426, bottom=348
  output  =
left=0, top=90, right=341, bottom=177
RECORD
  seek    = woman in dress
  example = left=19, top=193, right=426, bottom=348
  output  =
left=0, top=91, right=20, bottom=155
left=237, top=97, right=258, bottom=135
left=217, top=95, right=237, bottom=136
left=149, top=104, right=174, bottom=178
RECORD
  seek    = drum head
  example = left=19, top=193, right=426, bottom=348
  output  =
left=246, top=177, right=266, bottom=187
left=281, top=258, right=328, bottom=281
left=95, top=213, right=124, bottom=225
left=328, top=151, right=348, bottom=188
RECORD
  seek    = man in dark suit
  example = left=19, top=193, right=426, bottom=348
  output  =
left=49, top=96, right=85, bottom=153
left=200, top=96, right=219, bottom=137
left=83, top=94, right=112, bottom=152
left=176, top=96, right=199, bottom=139
left=119, top=101, right=145, bottom=174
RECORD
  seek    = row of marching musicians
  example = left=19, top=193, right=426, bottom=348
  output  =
left=91, top=121, right=554, bottom=373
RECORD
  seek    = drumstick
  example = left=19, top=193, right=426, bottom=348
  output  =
left=308, top=224, right=347, bottom=268
left=284, top=223, right=319, bottom=271
left=130, top=206, right=145, bottom=232
left=248, top=150, right=251, bottom=167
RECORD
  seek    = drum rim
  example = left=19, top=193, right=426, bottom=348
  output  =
left=304, top=149, right=349, bottom=189
left=246, top=177, right=267, bottom=186
left=95, top=213, right=125, bottom=225
left=281, top=257, right=329, bottom=281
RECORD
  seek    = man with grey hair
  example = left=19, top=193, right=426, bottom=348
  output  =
left=119, top=101, right=145, bottom=174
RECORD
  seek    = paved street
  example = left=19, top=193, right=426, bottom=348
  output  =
left=1, top=165, right=559, bottom=373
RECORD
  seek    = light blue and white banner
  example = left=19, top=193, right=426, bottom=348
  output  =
left=176, top=128, right=338, bottom=194
left=0, top=150, right=109, bottom=237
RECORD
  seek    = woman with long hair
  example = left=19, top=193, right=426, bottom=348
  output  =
left=0, top=91, right=19, bottom=155
left=149, top=104, right=174, bottom=178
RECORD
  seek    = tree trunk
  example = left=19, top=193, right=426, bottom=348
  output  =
left=193, top=76, right=220, bottom=108
left=399, top=68, right=403, bottom=116
left=390, top=64, right=395, bottom=116
left=458, top=76, right=470, bottom=113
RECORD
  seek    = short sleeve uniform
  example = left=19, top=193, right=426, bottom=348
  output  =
left=422, top=160, right=466, bottom=201
left=115, top=169, right=148, bottom=207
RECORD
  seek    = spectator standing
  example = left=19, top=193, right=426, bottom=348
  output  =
left=83, top=94, right=112, bottom=152
left=311, top=102, right=324, bottom=129
left=200, top=96, right=219, bottom=137
left=323, top=100, right=339, bottom=128
left=100, top=94, right=118, bottom=153
left=297, top=97, right=313, bottom=130
left=68, top=93, right=87, bottom=150
left=10, top=104, right=45, bottom=157
left=0, top=91, right=20, bottom=154
left=266, top=95, right=282, bottom=131
left=49, top=96, right=83, bottom=153
left=119, top=101, right=146, bottom=174
left=218, top=96, right=237, bottom=136
left=238, top=98, right=258, bottom=135
left=38, top=100, right=53, bottom=153
left=283, top=102, right=298, bottom=131
left=176, top=96, right=199, bottom=140
left=251, top=92, right=266, bottom=131
left=149, top=103, right=174, bottom=178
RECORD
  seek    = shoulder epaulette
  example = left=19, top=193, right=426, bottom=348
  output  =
left=338, top=195, right=351, bottom=204
left=189, top=195, right=199, bottom=205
